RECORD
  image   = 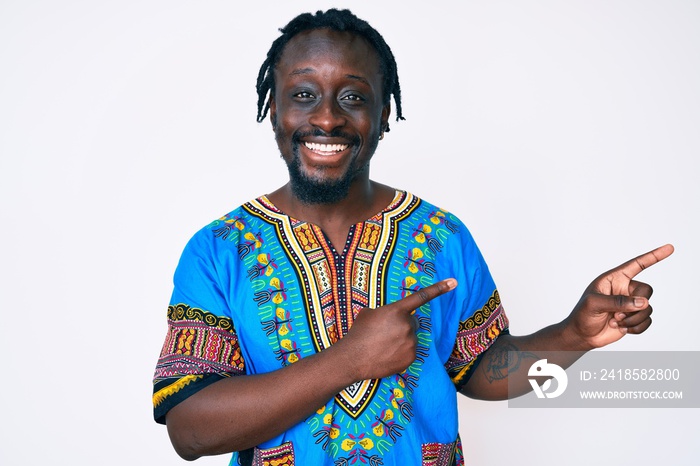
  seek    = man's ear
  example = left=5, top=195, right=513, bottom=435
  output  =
left=269, top=96, right=277, bottom=129
left=381, top=103, right=391, bottom=133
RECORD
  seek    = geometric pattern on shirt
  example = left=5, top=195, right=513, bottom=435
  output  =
left=245, top=192, right=420, bottom=420
left=252, top=441, right=294, bottom=466
left=421, top=439, right=457, bottom=466
left=315, top=198, right=458, bottom=464
left=152, top=304, right=245, bottom=408
left=298, top=196, right=460, bottom=464
left=444, top=290, right=509, bottom=386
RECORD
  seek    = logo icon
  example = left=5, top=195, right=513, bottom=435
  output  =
left=528, top=359, right=568, bottom=399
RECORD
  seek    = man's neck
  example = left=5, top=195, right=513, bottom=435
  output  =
left=266, top=179, right=395, bottom=251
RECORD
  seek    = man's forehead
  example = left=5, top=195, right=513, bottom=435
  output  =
left=275, top=28, right=379, bottom=69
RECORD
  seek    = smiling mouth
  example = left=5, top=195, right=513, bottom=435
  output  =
left=303, top=141, right=349, bottom=155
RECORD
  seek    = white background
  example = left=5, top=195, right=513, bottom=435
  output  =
left=1, top=1, right=698, bottom=465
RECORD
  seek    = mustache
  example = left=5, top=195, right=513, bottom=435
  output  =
left=292, top=128, right=360, bottom=146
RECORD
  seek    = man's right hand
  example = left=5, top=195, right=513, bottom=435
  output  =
left=338, top=278, right=457, bottom=381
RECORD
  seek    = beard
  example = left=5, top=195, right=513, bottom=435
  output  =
left=281, top=128, right=374, bottom=205
left=286, top=154, right=361, bottom=204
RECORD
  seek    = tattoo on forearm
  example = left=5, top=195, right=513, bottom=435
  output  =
left=481, top=342, right=539, bottom=383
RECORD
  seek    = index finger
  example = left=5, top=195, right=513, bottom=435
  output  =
left=390, top=278, right=458, bottom=313
left=613, top=244, right=674, bottom=280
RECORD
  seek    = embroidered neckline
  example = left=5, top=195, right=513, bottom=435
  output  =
left=255, top=190, right=407, bottom=227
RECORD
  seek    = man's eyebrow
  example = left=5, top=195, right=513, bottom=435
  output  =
left=346, top=74, right=370, bottom=85
left=288, top=68, right=371, bottom=86
left=290, top=67, right=314, bottom=76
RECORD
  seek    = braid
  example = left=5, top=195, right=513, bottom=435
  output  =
left=255, top=9, right=405, bottom=131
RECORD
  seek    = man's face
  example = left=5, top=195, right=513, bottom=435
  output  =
left=270, top=28, right=390, bottom=204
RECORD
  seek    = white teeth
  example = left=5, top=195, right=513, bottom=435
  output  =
left=304, top=142, right=349, bottom=154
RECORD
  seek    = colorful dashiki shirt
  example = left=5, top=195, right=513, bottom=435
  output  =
left=153, top=191, right=508, bottom=466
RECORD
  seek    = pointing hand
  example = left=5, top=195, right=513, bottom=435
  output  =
left=566, top=244, right=674, bottom=349
left=340, top=278, right=457, bottom=380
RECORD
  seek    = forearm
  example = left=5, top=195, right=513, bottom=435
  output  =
left=166, top=340, right=359, bottom=460
left=461, top=320, right=588, bottom=400
left=461, top=245, right=674, bottom=401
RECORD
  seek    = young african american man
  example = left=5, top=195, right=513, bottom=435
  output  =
left=153, top=9, right=673, bottom=466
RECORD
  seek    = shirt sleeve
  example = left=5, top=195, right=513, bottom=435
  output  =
left=152, top=231, right=246, bottom=424
left=442, top=218, right=509, bottom=390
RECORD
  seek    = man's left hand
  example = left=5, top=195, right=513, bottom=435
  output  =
left=564, top=244, right=674, bottom=350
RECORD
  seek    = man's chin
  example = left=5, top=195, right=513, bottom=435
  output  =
left=284, top=147, right=370, bottom=204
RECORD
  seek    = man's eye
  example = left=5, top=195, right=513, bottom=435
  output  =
left=294, top=91, right=315, bottom=99
left=341, top=94, right=364, bottom=102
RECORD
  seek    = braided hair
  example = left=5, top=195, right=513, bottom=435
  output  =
left=255, top=9, right=404, bottom=131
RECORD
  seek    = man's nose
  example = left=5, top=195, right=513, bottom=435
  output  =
left=308, top=98, right=346, bottom=133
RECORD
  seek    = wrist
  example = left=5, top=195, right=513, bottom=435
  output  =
left=556, top=318, right=595, bottom=352
left=324, top=336, right=365, bottom=386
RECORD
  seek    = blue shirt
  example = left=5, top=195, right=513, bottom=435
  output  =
left=153, top=191, right=508, bottom=466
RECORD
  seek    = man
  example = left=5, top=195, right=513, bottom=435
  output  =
left=153, top=9, right=672, bottom=465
